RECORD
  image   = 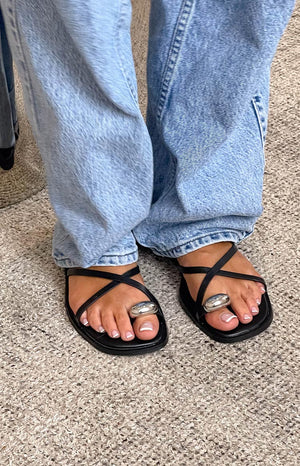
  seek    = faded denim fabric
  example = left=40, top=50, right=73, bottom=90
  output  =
left=0, top=0, right=295, bottom=267
left=0, top=7, right=16, bottom=148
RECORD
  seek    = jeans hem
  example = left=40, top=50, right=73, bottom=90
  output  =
left=148, top=230, right=253, bottom=259
left=53, top=250, right=139, bottom=268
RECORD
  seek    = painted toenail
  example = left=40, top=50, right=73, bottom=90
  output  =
left=260, top=286, right=266, bottom=293
left=256, top=298, right=261, bottom=305
left=220, top=313, right=238, bottom=323
left=125, top=331, right=134, bottom=339
left=251, top=307, right=259, bottom=314
left=140, top=322, right=154, bottom=332
left=111, top=330, right=120, bottom=338
left=99, top=326, right=105, bottom=333
left=82, top=318, right=89, bottom=326
left=244, top=314, right=252, bottom=320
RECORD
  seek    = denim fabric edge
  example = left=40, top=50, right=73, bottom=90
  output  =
left=148, top=230, right=253, bottom=259
left=53, top=250, right=139, bottom=268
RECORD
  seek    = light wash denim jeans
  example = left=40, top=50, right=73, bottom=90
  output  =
left=0, top=7, right=16, bottom=148
left=0, top=0, right=294, bottom=267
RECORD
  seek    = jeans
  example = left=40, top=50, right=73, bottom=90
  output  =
left=0, top=0, right=294, bottom=268
left=0, top=7, right=16, bottom=148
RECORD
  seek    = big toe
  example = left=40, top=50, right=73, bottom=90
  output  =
left=205, top=308, right=239, bottom=331
left=133, top=314, right=160, bottom=341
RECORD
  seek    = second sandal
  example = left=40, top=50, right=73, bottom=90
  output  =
left=177, top=243, right=273, bottom=343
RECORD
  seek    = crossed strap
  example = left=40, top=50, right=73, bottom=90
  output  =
left=67, top=265, right=160, bottom=324
left=177, top=244, right=266, bottom=315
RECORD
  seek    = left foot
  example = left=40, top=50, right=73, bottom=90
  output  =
left=177, top=242, right=265, bottom=331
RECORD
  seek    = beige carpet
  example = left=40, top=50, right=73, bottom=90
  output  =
left=0, top=2, right=299, bottom=465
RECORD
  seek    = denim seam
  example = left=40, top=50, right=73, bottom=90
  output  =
left=115, top=0, right=139, bottom=110
left=8, top=0, right=41, bottom=132
left=156, top=0, right=194, bottom=122
left=252, top=97, right=266, bottom=149
left=150, top=0, right=194, bottom=204
left=54, top=250, right=137, bottom=260
left=149, top=230, right=251, bottom=258
left=54, top=250, right=138, bottom=268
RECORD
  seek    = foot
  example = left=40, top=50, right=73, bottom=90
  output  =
left=177, top=242, right=266, bottom=331
left=68, top=263, right=159, bottom=341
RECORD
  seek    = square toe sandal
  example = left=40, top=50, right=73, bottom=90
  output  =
left=65, top=265, right=168, bottom=355
left=177, top=244, right=273, bottom=343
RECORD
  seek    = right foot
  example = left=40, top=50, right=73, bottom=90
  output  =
left=68, top=263, right=159, bottom=342
left=178, top=242, right=266, bottom=331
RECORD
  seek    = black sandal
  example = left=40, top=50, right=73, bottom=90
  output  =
left=177, top=243, right=273, bottom=343
left=65, top=265, right=168, bottom=355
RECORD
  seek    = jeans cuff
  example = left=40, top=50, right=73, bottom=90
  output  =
left=149, top=229, right=253, bottom=259
left=53, top=249, right=138, bottom=268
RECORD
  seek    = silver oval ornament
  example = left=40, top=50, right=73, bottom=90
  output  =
left=130, top=301, right=158, bottom=317
left=203, top=293, right=231, bottom=313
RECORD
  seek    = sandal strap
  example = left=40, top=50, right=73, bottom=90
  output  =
left=178, top=265, right=266, bottom=286
left=67, top=265, right=140, bottom=279
left=214, top=269, right=266, bottom=286
left=67, top=266, right=159, bottom=323
left=196, top=243, right=238, bottom=308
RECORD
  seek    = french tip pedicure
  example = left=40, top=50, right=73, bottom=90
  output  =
left=244, top=314, right=252, bottom=320
left=111, top=330, right=120, bottom=338
left=99, top=326, right=106, bottom=333
left=125, top=331, right=134, bottom=339
left=256, top=298, right=261, bottom=305
left=139, top=322, right=154, bottom=332
left=82, top=318, right=89, bottom=326
left=251, top=307, right=259, bottom=314
left=220, top=313, right=238, bottom=323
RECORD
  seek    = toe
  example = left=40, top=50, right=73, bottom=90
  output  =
left=133, top=314, right=159, bottom=341
left=87, top=305, right=105, bottom=333
left=80, top=311, right=89, bottom=327
left=256, top=281, right=266, bottom=294
left=101, top=309, right=120, bottom=339
left=205, top=307, right=239, bottom=331
left=114, top=307, right=135, bottom=341
left=242, top=288, right=260, bottom=316
left=230, top=295, right=253, bottom=324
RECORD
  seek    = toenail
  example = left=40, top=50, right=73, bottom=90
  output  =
left=256, top=298, right=261, bottom=305
left=251, top=307, right=259, bottom=314
left=244, top=314, right=252, bottom=320
left=260, top=286, right=266, bottom=293
left=140, top=321, right=154, bottom=332
left=99, top=326, right=105, bottom=333
left=111, top=330, right=120, bottom=338
left=220, top=313, right=238, bottom=323
left=125, top=331, right=134, bottom=339
left=82, top=318, right=89, bottom=326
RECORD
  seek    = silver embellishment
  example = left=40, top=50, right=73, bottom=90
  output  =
left=203, top=293, right=231, bottom=312
left=130, top=301, right=158, bottom=317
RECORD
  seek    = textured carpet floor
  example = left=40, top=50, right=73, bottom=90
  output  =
left=0, top=2, right=299, bottom=465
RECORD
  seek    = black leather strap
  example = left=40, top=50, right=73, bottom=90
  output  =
left=195, top=244, right=238, bottom=308
left=67, top=265, right=140, bottom=279
left=67, top=266, right=160, bottom=323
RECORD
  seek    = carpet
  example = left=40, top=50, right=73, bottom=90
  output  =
left=0, top=1, right=299, bottom=465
